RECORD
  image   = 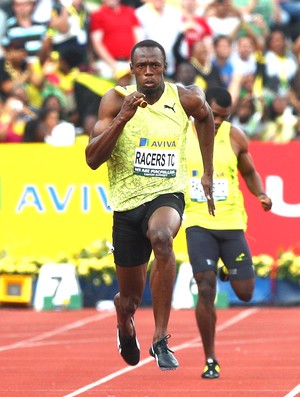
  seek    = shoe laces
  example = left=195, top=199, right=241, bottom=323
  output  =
left=156, top=334, right=174, bottom=353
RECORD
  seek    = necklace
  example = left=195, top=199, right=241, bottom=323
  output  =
left=4, top=60, right=25, bottom=81
left=190, top=57, right=212, bottom=75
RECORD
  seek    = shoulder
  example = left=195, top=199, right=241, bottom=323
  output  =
left=177, top=84, right=206, bottom=116
left=177, top=84, right=206, bottom=102
left=99, top=87, right=123, bottom=116
left=230, top=124, right=249, bottom=153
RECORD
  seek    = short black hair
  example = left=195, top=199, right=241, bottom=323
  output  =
left=206, top=87, right=232, bottom=107
left=130, top=39, right=166, bottom=64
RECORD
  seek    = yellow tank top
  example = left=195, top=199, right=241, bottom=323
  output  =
left=107, top=82, right=189, bottom=211
left=184, top=120, right=247, bottom=230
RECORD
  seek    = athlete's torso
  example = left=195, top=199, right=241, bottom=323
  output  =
left=107, top=82, right=190, bottom=211
left=184, top=120, right=247, bottom=230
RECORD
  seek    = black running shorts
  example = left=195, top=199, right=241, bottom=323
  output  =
left=186, top=226, right=255, bottom=280
left=113, top=193, right=185, bottom=267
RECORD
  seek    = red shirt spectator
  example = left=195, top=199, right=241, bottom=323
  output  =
left=89, top=0, right=142, bottom=78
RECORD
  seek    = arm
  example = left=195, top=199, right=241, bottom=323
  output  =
left=48, top=5, right=69, bottom=34
left=85, top=88, right=145, bottom=170
left=178, top=84, right=215, bottom=215
left=231, top=126, right=272, bottom=211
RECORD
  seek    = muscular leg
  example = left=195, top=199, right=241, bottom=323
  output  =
left=147, top=206, right=181, bottom=343
left=194, top=270, right=217, bottom=361
left=231, top=278, right=254, bottom=302
left=114, top=263, right=147, bottom=337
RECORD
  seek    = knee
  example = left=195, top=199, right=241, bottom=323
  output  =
left=149, top=227, right=173, bottom=257
left=232, top=279, right=254, bottom=302
left=114, top=293, right=140, bottom=315
left=236, top=290, right=253, bottom=302
left=197, top=278, right=216, bottom=306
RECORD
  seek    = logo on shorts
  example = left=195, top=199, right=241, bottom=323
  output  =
left=235, top=253, right=246, bottom=262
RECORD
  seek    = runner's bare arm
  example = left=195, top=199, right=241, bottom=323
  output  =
left=179, top=85, right=215, bottom=216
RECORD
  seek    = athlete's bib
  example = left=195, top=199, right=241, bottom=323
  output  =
left=134, top=137, right=178, bottom=178
left=190, top=176, right=228, bottom=202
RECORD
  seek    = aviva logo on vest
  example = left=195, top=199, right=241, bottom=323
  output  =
left=139, top=138, right=177, bottom=148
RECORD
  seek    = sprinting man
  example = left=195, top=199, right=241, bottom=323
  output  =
left=85, top=39, right=215, bottom=370
left=184, top=86, right=272, bottom=378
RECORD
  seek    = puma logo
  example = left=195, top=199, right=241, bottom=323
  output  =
left=164, top=103, right=176, bottom=113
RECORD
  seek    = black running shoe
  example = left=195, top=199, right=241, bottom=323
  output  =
left=202, top=358, right=220, bottom=379
left=218, top=265, right=229, bottom=282
left=117, top=317, right=140, bottom=366
left=149, top=334, right=179, bottom=370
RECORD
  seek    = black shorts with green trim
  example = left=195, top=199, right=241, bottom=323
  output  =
left=186, top=226, right=255, bottom=280
left=113, top=192, right=185, bottom=267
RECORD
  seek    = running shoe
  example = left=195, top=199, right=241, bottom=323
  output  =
left=149, top=334, right=179, bottom=370
left=117, top=317, right=140, bottom=366
left=218, top=265, right=229, bottom=282
left=202, top=358, right=220, bottom=379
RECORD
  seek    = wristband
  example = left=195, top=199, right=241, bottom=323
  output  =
left=258, top=193, right=267, bottom=199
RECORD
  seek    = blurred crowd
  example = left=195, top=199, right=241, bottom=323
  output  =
left=1, top=0, right=300, bottom=144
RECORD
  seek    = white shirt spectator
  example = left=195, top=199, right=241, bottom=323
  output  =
left=135, top=0, right=185, bottom=78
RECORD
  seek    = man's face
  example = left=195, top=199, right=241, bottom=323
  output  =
left=210, top=100, right=231, bottom=133
left=13, top=0, right=34, bottom=18
left=130, top=47, right=166, bottom=94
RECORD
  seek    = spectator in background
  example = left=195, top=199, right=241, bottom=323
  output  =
left=0, top=94, right=35, bottom=142
left=190, top=40, right=225, bottom=92
left=230, top=35, right=258, bottom=77
left=232, top=0, right=287, bottom=48
left=232, top=0, right=289, bottom=29
left=228, top=34, right=265, bottom=107
left=5, top=0, right=47, bottom=60
left=0, top=37, right=48, bottom=110
left=264, top=29, right=298, bottom=96
left=180, top=0, right=212, bottom=58
left=203, top=0, right=243, bottom=39
left=0, top=39, right=29, bottom=99
left=230, top=96, right=266, bottom=140
left=174, top=60, right=197, bottom=86
left=262, top=93, right=300, bottom=142
left=25, top=106, right=75, bottom=144
left=41, top=0, right=90, bottom=68
left=42, top=46, right=85, bottom=124
left=90, top=0, right=143, bottom=80
left=212, top=35, right=234, bottom=88
left=23, top=93, right=64, bottom=141
left=135, top=0, right=185, bottom=80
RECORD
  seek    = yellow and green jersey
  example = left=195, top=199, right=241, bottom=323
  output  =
left=184, top=120, right=247, bottom=230
left=107, top=82, right=189, bottom=211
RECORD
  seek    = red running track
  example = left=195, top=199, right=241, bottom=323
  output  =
left=0, top=307, right=299, bottom=397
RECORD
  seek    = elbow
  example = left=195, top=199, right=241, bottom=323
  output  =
left=86, top=154, right=100, bottom=170
left=87, top=160, right=99, bottom=170
left=85, top=149, right=108, bottom=170
left=85, top=147, right=100, bottom=170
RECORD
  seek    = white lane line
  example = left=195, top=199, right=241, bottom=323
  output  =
left=62, top=307, right=258, bottom=397
left=283, top=384, right=300, bottom=397
left=0, top=311, right=115, bottom=352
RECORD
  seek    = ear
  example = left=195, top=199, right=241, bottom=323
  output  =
left=130, top=63, right=134, bottom=73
